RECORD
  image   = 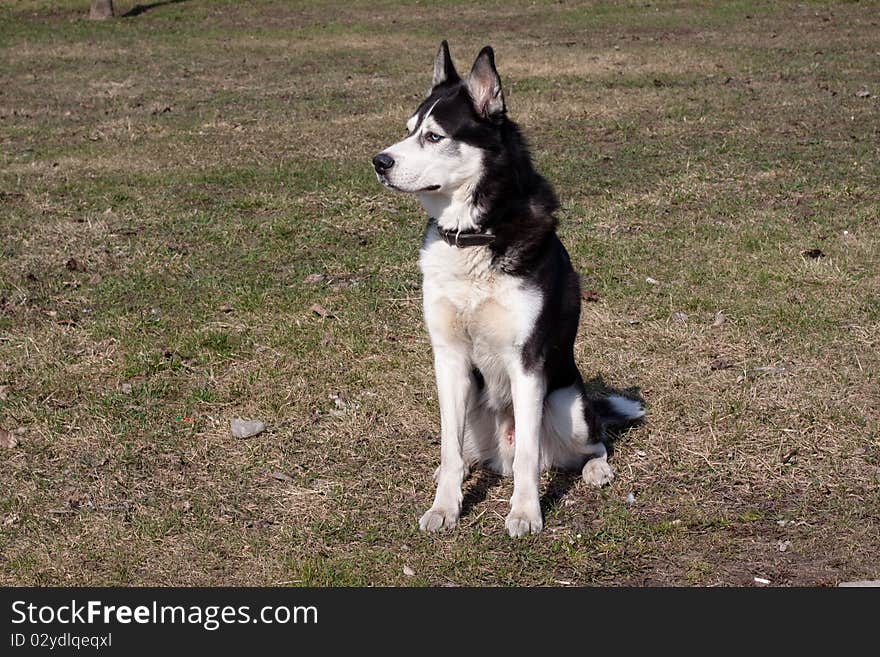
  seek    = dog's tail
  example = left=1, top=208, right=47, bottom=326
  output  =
left=587, top=393, right=645, bottom=439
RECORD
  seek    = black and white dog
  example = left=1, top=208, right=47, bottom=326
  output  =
left=373, top=42, right=644, bottom=537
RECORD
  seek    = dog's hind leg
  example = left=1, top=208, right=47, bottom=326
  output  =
left=462, top=398, right=499, bottom=474
left=542, top=384, right=614, bottom=485
left=580, top=441, right=614, bottom=487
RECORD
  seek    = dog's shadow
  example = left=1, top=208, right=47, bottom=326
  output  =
left=458, top=468, right=592, bottom=520
left=459, top=376, right=645, bottom=520
left=460, top=469, right=502, bottom=519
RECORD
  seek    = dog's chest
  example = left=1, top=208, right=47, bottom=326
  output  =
left=418, top=237, right=541, bottom=356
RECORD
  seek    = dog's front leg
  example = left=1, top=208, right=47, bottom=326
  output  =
left=419, top=343, right=471, bottom=532
left=506, top=365, right=546, bottom=537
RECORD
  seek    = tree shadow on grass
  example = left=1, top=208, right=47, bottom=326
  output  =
left=122, top=0, right=188, bottom=18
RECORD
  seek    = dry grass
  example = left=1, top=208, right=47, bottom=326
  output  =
left=0, top=0, right=878, bottom=586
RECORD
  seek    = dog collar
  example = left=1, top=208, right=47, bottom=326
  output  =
left=432, top=219, right=497, bottom=248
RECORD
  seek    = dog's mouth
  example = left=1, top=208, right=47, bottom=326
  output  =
left=376, top=174, right=440, bottom=193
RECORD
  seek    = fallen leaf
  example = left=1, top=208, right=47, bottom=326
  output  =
left=855, top=90, right=871, bottom=98
left=218, top=304, right=234, bottom=313
left=645, top=276, right=660, bottom=285
left=0, top=429, right=18, bottom=449
left=671, top=311, right=688, bottom=323
left=270, top=470, right=294, bottom=482
left=0, top=385, right=8, bottom=400
left=403, top=565, right=415, bottom=577
left=710, top=358, right=733, bottom=371
left=230, top=418, right=266, bottom=439
left=310, top=303, right=334, bottom=318
left=802, top=248, right=825, bottom=259
left=304, top=273, right=325, bottom=284
left=581, top=290, right=600, bottom=303
left=712, top=311, right=726, bottom=327
left=321, top=332, right=333, bottom=346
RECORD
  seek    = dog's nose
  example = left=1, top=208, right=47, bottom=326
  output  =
left=372, top=153, right=394, bottom=173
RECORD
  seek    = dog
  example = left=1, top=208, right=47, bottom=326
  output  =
left=372, top=41, right=644, bottom=537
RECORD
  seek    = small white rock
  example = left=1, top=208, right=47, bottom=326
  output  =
left=645, top=277, right=659, bottom=285
left=625, top=492, right=636, bottom=504
left=403, top=565, right=415, bottom=577
left=753, top=577, right=770, bottom=585
left=230, top=418, right=266, bottom=439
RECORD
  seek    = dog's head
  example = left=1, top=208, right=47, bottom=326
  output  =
left=372, top=41, right=506, bottom=199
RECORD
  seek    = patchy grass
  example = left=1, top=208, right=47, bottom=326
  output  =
left=1, top=0, right=878, bottom=586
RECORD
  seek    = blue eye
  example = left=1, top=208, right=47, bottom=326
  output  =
left=425, top=132, right=444, bottom=143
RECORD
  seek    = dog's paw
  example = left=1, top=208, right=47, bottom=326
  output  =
left=582, top=457, right=614, bottom=487
left=419, top=505, right=459, bottom=532
left=505, top=507, right=543, bottom=538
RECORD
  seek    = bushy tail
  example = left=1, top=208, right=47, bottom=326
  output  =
left=588, top=393, right=645, bottom=438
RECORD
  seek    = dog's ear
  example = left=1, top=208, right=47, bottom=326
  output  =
left=431, top=40, right=459, bottom=89
left=466, top=46, right=505, bottom=120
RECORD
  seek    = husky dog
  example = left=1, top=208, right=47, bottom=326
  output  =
left=372, top=41, right=644, bottom=537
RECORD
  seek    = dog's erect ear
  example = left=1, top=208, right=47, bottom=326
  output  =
left=466, top=46, right=505, bottom=120
left=431, top=40, right=460, bottom=89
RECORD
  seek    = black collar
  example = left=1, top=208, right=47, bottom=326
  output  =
left=432, top=219, right=497, bottom=248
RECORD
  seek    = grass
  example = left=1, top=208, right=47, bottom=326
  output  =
left=1, top=0, right=878, bottom=586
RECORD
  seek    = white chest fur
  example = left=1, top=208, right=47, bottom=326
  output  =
left=419, top=230, right=543, bottom=411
